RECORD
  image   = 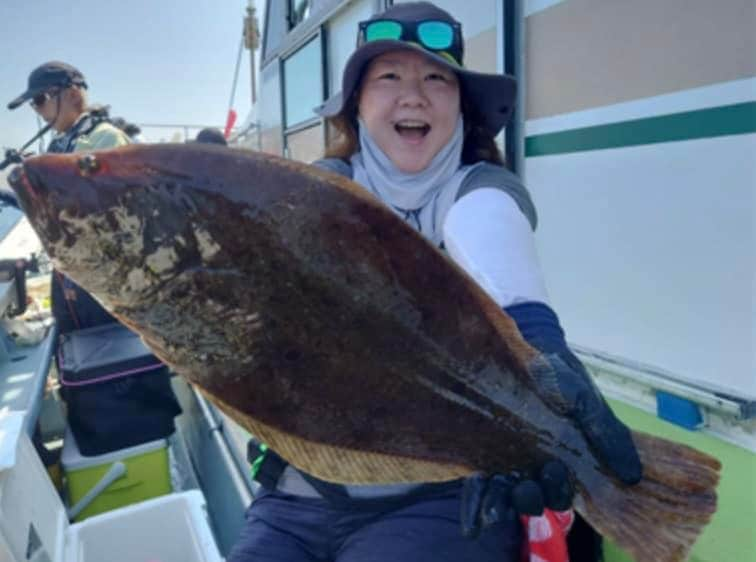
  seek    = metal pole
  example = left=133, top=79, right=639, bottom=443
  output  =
left=247, top=1, right=258, bottom=104
left=229, top=34, right=245, bottom=112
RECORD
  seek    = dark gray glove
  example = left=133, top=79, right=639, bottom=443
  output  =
left=461, top=460, right=573, bottom=538
left=538, top=349, right=642, bottom=485
left=505, top=302, right=642, bottom=486
left=460, top=303, right=643, bottom=538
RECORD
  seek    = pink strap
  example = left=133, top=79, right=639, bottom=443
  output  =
left=58, top=348, right=164, bottom=387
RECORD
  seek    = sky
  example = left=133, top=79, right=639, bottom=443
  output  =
left=0, top=0, right=258, bottom=151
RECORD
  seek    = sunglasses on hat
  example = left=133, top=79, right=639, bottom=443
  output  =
left=358, top=19, right=463, bottom=65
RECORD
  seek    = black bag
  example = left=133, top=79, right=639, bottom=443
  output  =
left=58, top=322, right=182, bottom=455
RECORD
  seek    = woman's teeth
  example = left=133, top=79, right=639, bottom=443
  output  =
left=395, top=121, right=430, bottom=137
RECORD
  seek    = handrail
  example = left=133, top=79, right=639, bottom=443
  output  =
left=192, top=387, right=254, bottom=507
left=573, top=344, right=756, bottom=420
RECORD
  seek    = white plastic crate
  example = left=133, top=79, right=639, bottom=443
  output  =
left=64, top=491, right=221, bottom=562
left=0, top=410, right=222, bottom=562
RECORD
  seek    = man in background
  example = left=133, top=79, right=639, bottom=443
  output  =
left=8, top=61, right=131, bottom=333
left=194, top=127, right=227, bottom=145
left=7, top=61, right=181, bottom=458
left=9, top=61, right=130, bottom=155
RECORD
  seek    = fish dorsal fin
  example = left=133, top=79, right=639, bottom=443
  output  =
left=206, top=390, right=473, bottom=485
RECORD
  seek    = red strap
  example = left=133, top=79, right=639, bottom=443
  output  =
left=520, top=509, right=575, bottom=562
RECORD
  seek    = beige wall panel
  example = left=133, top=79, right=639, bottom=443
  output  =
left=465, top=28, right=497, bottom=75
left=526, top=0, right=756, bottom=119
left=260, top=126, right=283, bottom=156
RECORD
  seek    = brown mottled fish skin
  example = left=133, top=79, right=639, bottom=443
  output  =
left=9, top=145, right=720, bottom=562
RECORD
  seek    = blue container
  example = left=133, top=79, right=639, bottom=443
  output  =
left=655, top=390, right=703, bottom=430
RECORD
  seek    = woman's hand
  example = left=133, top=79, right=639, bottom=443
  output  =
left=504, top=302, right=643, bottom=486
left=533, top=349, right=643, bottom=486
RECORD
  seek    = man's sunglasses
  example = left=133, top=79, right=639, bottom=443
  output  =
left=30, top=90, right=60, bottom=108
left=358, top=19, right=463, bottom=65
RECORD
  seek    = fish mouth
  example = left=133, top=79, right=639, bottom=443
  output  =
left=7, top=164, right=44, bottom=218
left=7, top=154, right=87, bottom=216
left=8, top=152, right=134, bottom=228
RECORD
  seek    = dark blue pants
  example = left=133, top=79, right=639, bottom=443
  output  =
left=226, top=488, right=522, bottom=562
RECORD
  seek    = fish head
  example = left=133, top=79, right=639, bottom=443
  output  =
left=7, top=144, right=236, bottom=310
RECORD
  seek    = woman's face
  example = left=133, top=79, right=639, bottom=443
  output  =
left=33, top=87, right=80, bottom=132
left=32, top=90, right=63, bottom=125
left=357, top=49, right=461, bottom=174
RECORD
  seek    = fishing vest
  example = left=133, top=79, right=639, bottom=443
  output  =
left=47, top=108, right=113, bottom=154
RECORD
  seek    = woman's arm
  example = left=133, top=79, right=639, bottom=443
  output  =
left=443, top=187, right=549, bottom=307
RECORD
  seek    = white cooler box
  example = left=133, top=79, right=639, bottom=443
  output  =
left=0, top=411, right=222, bottom=562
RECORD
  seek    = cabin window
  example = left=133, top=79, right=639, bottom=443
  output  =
left=262, top=0, right=289, bottom=59
left=258, top=62, right=284, bottom=156
left=288, top=0, right=311, bottom=29
left=282, top=37, right=323, bottom=128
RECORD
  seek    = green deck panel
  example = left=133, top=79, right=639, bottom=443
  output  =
left=602, top=399, right=756, bottom=562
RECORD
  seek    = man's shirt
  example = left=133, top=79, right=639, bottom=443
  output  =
left=74, top=121, right=131, bottom=151
left=48, top=112, right=131, bottom=153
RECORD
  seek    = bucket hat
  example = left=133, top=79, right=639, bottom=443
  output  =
left=315, top=1, right=517, bottom=135
left=8, top=61, right=87, bottom=110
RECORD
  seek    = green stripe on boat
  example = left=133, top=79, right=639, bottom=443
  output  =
left=525, top=102, right=756, bottom=157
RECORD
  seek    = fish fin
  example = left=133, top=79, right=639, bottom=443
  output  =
left=206, top=391, right=473, bottom=484
left=574, top=431, right=721, bottom=562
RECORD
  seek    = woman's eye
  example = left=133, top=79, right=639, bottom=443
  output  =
left=377, top=72, right=399, bottom=80
left=426, top=73, right=449, bottom=82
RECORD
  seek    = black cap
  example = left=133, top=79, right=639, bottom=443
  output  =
left=194, top=128, right=227, bottom=145
left=315, top=1, right=517, bottom=136
left=8, top=61, right=87, bottom=110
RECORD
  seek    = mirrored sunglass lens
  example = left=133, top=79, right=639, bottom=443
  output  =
left=417, top=21, right=454, bottom=49
left=365, top=21, right=403, bottom=42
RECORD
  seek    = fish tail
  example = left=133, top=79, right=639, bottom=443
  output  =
left=573, top=431, right=721, bottom=562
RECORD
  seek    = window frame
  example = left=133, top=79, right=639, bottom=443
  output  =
left=501, top=0, right=524, bottom=177
left=283, top=121, right=326, bottom=162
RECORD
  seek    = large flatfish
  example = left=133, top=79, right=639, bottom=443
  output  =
left=8, top=145, right=720, bottom=561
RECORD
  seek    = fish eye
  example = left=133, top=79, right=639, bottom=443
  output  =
left=78, top=154, right=100, bottom=175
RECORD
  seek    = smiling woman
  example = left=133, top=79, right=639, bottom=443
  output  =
left=226, top=3, right=642, bottom=562
left=357, top=50, right=460, bottom=173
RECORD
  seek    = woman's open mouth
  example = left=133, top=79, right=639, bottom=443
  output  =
left=394, top=120, right=431, bottom=141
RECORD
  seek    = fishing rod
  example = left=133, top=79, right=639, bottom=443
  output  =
left=1, top=99, right=60, bottom=209
left=0, top=120, right=53, bottom=172
left=0, top=120, right=55, bottom=209
left=0, top=131, right=43, bottom=209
